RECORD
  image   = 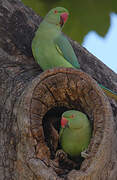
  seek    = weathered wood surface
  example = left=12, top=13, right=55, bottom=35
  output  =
left=0, top=0, right=117, bottom=179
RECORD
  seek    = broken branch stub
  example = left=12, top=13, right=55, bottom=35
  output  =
left=17, top=67, right=114, bottom=180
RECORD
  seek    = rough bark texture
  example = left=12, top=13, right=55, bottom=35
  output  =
left=0, top=0, right=117, bottom=180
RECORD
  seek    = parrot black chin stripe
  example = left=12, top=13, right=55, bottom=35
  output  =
left=60, top=16, right=64, bottom=27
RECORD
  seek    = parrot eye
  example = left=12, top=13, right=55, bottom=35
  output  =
left=54, top=10, right=58, bottom=14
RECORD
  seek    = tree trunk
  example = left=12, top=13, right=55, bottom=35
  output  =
left=0, top=0, right=117, bottom=180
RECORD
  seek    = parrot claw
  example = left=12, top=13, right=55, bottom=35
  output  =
left=55, top=149, right=67, bottom=161
left=81, top=149, right=90, bottom=158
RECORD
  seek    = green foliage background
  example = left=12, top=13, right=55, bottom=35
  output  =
left=22, top=0, right=117, bottom=43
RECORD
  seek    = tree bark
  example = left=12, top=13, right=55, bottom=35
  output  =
left=0, top=0, right=117, bottom=180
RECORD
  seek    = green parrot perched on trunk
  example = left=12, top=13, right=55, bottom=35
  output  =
left=32, top=7, right=80, bottom=70
left=59, top=110, right=91, bottom=157
left=32, top=7, right=117, bottom=101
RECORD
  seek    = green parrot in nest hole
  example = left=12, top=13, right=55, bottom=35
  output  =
left=59, top=110, right=91, bottom=157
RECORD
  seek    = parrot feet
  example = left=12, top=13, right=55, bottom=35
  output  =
left=81, top=149, right=90, bottom=158
left=55, top=149, right=68, bottom=162
left=55, top=149, right=78, bottom=170
left=50, top=150, right=69, bottom=175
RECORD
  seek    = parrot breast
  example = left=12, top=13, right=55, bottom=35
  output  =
left=60, top=121, right=91, bottom=157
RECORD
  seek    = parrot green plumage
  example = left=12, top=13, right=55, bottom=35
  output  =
left=59, top=110, right=91, bottom=157
left=32, top=7, right=117, bottom=101
left=32, top=7, right=80, bottom=70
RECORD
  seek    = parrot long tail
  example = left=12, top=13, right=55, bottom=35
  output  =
left=99, top=84, right=117, bottom=101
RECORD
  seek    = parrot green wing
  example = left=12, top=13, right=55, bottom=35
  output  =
left=54, top=34, right=80, bottom=68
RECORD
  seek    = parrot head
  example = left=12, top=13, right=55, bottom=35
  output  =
left=44, top=7, right=69, bottom=29
left=61, top=110, right=88, bottom=129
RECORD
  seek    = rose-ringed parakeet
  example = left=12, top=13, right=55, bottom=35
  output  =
left=32, top=7, right=117, bottom=100
left=59, top=110, right=91, bottom=157
left=32, top=7, right=80, bottom=70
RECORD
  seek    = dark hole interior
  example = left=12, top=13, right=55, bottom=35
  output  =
left=43, top=106, right=68, bottom=157
left=42, top=106, right=86, bottom=176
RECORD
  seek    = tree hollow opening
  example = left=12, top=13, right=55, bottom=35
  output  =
left=29, top=68, right=113, bottom=178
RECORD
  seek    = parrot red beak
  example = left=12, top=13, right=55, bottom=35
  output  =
left=60, top=12, right=68, bottom=27
left=61, top=117, right=68, bottom=128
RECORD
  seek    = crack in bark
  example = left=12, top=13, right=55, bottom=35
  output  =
left=44, top=83, right=57, bottom=105
left=32, top=97, right=48, bottom=108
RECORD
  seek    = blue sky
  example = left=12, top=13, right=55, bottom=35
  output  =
left=83, top=13, right=117, bottom=73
